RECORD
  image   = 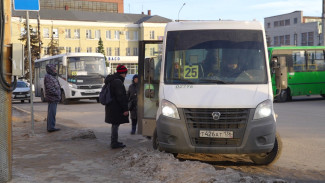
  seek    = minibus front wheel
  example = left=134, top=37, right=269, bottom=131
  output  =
left=249, top=132, right=282, bottom=165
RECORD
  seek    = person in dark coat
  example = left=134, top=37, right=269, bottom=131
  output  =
left=128, top=74, right=138, bottom=134
left=104, top=65, right=129, bottom=149
left=44, top=64, right=61, bottom=132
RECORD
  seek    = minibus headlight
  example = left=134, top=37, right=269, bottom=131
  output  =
left=253, top=99, right=272, bottom=120
left=161, top=99, right=180, bottom=119
left=68, top=83, right=77, bottom=89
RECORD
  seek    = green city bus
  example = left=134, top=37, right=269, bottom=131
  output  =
left=268, top=46, right=325, bottom=102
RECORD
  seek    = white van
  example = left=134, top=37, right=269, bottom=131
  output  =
left=138, top=21, right=281, bottom=165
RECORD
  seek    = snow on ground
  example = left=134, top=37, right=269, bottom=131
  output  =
left=112, top=145, right=287, bottom=183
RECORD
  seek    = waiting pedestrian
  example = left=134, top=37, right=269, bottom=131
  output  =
left=44, top=64, right=61, bottom=132
left=104, top=65, right=129, bottom=149
left=128, top=74, right=138, bottom=134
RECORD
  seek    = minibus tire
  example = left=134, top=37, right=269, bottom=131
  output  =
left=277, top=89, right=288, bottom=102
left=61, top=91, right=69, bottom=105
left=249, top=133, right=282, bottom=165
left=321, top=94, right=325, bottom=98
left=40, top=89, right=46, bottom=102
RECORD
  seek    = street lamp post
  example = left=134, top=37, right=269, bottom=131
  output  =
left=177, top=3, right=186, bottom=22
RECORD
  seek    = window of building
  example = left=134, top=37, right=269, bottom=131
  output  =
left=280, top=20, right=285, bottom=26
left=107, top=47, right=112, bottom=56
left=133, top=31, right=138, bottom=40
left=75, top=47, right=81, bottom=53
left=95, top=30, right=101, bottom=39
left=74, top=29, right=80, bottom=39
left=65, top=29, right=71, bottom=38
left=52, top=28, right=58, bottom=38
left=150, top=47, right=155, bottom=56
left=66, top=47, right=71, bottom=53
left=274, top=36, right=279, bottom=46
left=115, top=47, right=120, bottom=56
left=126, top=47, right=130, bottom=56
left=43, top=28, right=49, bottom=38
left=301, top=33, right=307, bottom=46
left=114, top=31, right=120, bottom=40
left=267, top=23, right=271, bottom=28
left=274, top=21, right=279, bottom=27
left=20, top=27, right=25, bottom=36
left=133, top=47, right=138, bottom=56
left=86, top=30, right=92, bottom=39
left=150, top=30, right=155, bottom=39
left=43, top=47, right=49, bottom=55
left=294, top=18, right=298, bottom=24
left=285, top=35, right=290, bottom=45
left=294, top=33, right=298, bottom=46
left=308, top=32, right=314, bottom=46
left=126, top=31, right=130, bottom=40
left=285, top=19, right=290, bottom=26
left=280, top=36, right=284, bottom=45
left=87, top=47, right=92, bottom=53
left=106, top=30, right=111, bottom=39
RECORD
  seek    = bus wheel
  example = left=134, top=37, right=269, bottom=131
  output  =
left=321, top=94, right=325, bottom=98
left=249, top=132, right=282, bottom=165
left=61, top=91, right=69, bottom=105
left=40, top=89, right=46, bottom=102
left=152, top=128, right=160, bottom=151
left=277, top=89, right=288, bottom=102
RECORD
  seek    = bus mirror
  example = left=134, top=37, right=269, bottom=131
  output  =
left=62, top=57, right=67, bottom=66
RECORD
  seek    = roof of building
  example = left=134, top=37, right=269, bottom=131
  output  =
left=12, top=8, right=172, bottom=24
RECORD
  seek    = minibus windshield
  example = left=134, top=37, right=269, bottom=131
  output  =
left=164, top=30, right=267, bottom=84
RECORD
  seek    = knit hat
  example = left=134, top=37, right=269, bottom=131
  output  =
left=132, top=74, right=138, bottom=80
left=116, top=65, right=128, bottom=74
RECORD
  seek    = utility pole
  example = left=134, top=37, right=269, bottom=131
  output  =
left=321, top=0, right=325, bottom=46
left=0, top=0, right=12, bottom=181
left=37, top=11, right=41, bottom=58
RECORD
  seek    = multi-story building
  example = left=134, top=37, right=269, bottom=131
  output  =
left=11, top=9, right=171, bottom=74
left=264, top=11, right=322, bottom=47
left=39, top=0, right=124, bottom=13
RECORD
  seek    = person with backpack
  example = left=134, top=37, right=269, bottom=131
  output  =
left=128, top=74, right=138, bottom=134
left=104, top=65, right=129, bottom=149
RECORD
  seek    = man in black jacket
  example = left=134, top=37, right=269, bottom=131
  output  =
left=104, top=65, right=129, bottom=149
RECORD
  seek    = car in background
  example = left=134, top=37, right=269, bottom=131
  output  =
left=12, top=80, right=31, bottom=103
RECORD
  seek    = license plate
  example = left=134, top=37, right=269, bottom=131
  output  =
left=84, top=90, right=95, bottom=93
left=199, top=130, right=233, bottom=138
left=16, top=95, right=26, bottom=97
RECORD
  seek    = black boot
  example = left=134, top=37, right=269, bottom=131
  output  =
left=111, top=124, right=125, bottom=149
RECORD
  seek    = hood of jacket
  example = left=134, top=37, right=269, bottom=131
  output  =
left=105, top=73, right=125, bottom=85
left=46, top=64, right=57, bottom=76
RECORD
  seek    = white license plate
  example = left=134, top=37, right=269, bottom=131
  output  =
left=199, top=130, right=233, bottom=138
left=84, top=90, right=95, bottom=93
left=16, top=95, right=26, bottom=97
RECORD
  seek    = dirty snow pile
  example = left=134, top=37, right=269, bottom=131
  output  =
left=112, top=147, right=287, bottom=183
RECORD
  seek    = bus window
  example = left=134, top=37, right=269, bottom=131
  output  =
left=309, top=50, right=325, bottom=71
left=292, top=51, right=306, bottom=71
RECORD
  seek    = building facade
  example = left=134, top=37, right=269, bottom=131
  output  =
left=11, top=9, right=171, bottom=74
left=264, top=11, right=322, bottom=47
left=39, top=0, right=124, bottom=13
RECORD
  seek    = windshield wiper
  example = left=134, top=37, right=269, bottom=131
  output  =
left=199, top=79, right=227, bottom=84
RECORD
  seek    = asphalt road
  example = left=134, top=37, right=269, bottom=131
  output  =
left=12, top=95, right=325, bottom=182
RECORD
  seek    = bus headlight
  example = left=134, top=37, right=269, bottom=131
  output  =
left=253, top=99, right=272, bottom=120
left=161, top=99, right=180, bottom=119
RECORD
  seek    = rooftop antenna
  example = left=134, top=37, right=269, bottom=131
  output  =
left=177, top=3, right=186, bottom=22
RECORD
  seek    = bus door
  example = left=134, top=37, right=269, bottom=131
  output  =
left=138, top=40, right=163, bottom=136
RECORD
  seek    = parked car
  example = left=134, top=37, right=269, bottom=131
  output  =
left=12, top=80, right=31, bottom=103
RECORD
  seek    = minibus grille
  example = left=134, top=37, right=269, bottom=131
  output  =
left=183, top=108, right=249, bottom=147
